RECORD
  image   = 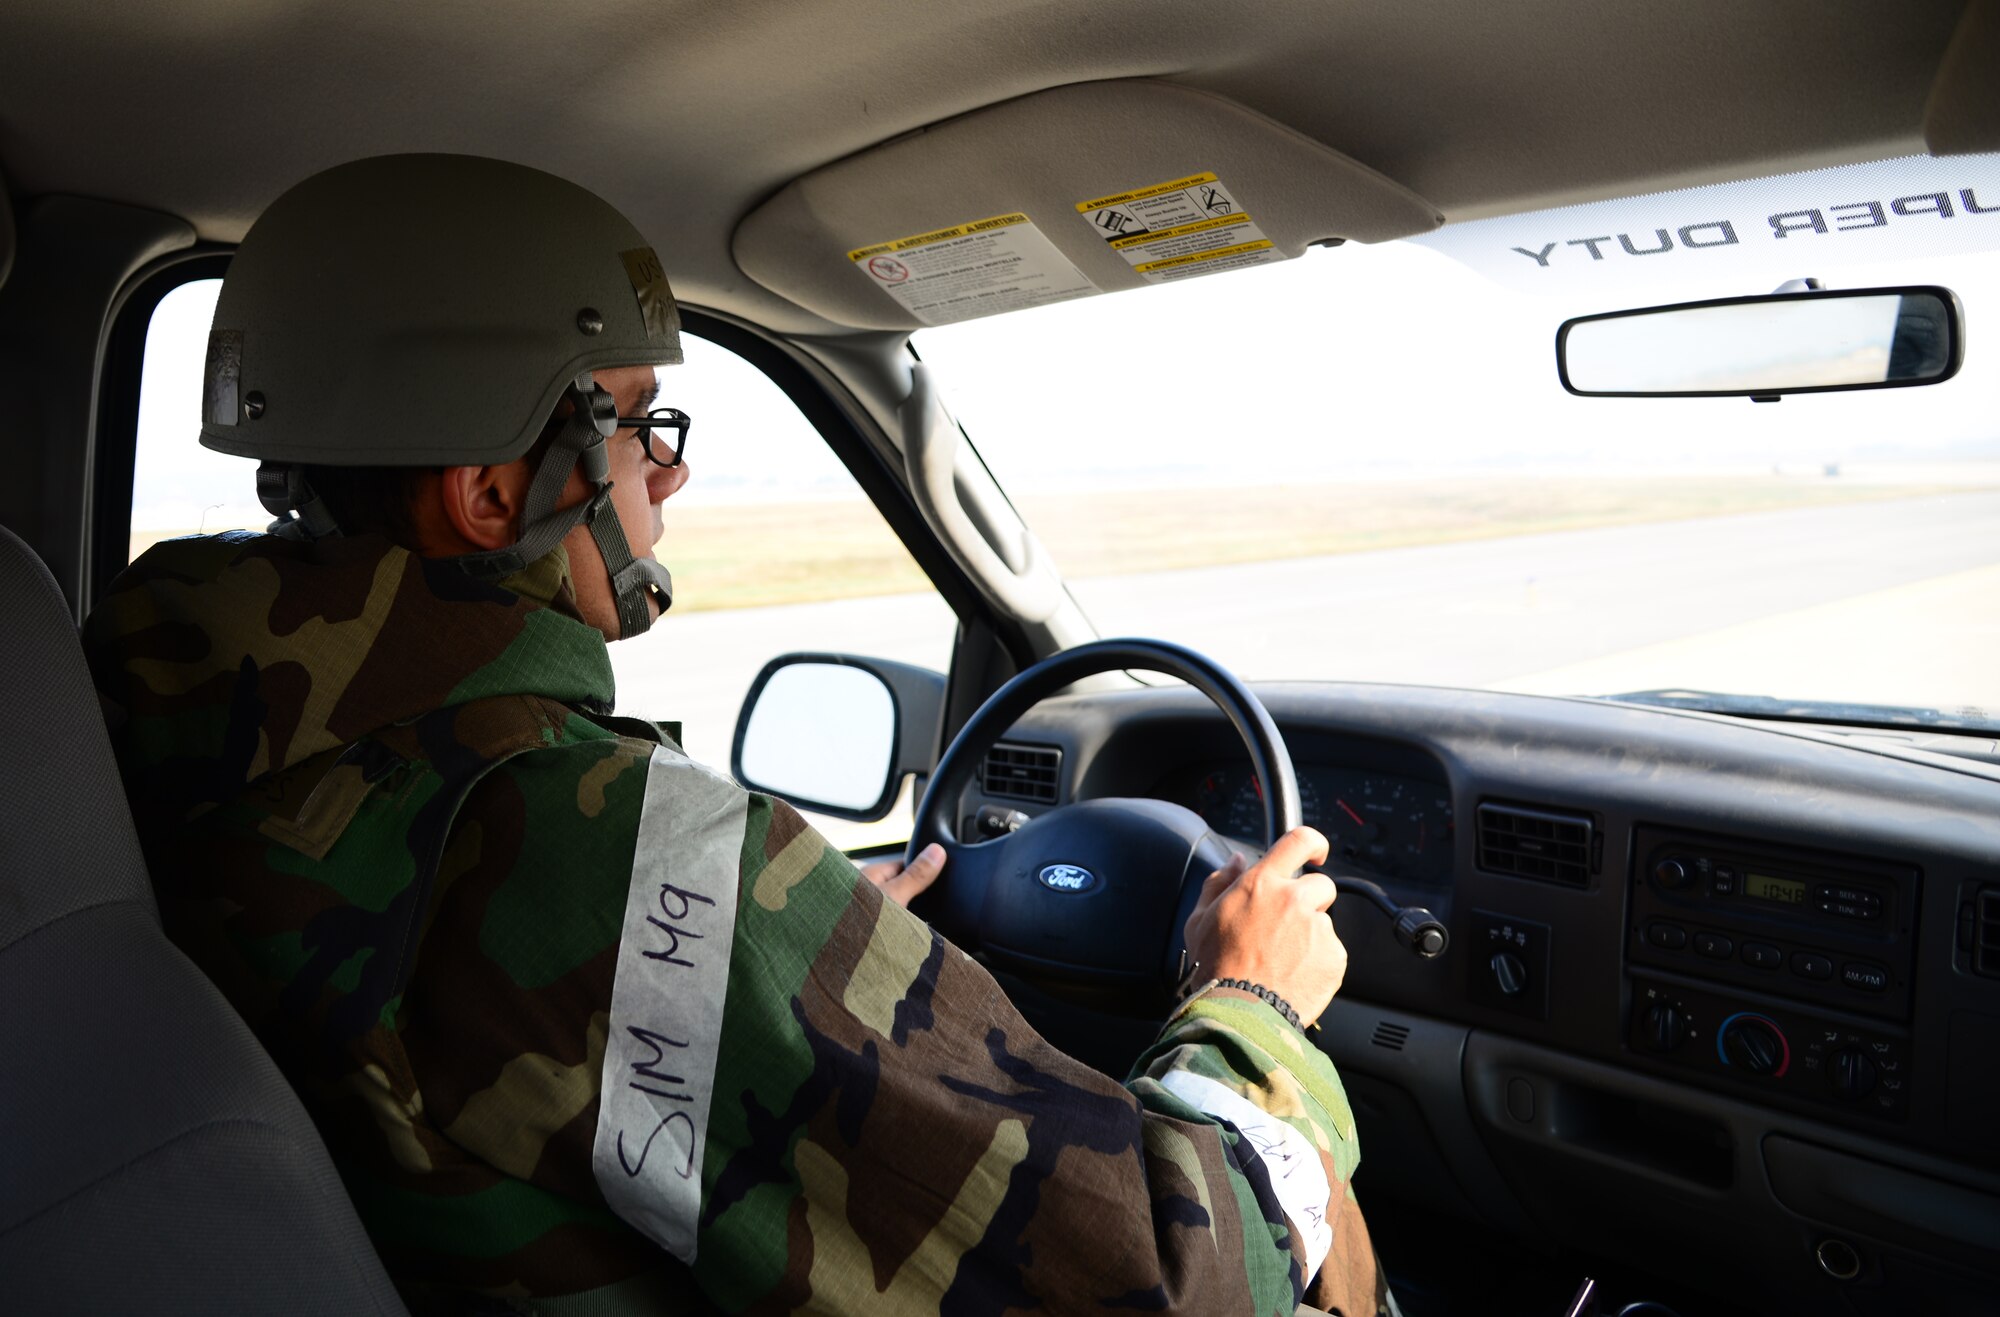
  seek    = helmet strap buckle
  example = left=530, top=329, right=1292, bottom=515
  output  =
left=578, top=435, right=611, bottom=484
left=572, top=374, right=619, bottom=439
left=255, top=462, right=340, bottom=541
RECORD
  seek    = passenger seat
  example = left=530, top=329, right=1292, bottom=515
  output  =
left=0, top=523, right=408, bottom=1315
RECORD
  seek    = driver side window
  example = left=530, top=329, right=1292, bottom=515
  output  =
left=604, top=333, right=957, bottom=846
left=131, top=278, right=957, bottom=848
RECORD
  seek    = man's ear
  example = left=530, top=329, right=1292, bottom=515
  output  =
left=437, top=462, right=527, bottom=551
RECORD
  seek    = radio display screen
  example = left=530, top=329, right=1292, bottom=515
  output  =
left=1745, top=872, right=1808, bottom=905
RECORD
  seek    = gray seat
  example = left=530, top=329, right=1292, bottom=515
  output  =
left=0, top=523, right=409, bottom=1315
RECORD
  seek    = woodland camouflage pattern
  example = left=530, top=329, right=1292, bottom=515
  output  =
left=84, top=530, right=1387, bottom=1316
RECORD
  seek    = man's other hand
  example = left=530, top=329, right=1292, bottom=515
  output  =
left=861, top=842, right=945, bottom=908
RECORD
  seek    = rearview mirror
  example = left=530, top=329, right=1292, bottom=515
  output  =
left=1557, top=286, right=1962, bottom=398
left=731, top=653, right=945, bottom=822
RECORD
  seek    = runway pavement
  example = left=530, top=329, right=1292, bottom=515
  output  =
left=612, top=489, right=2000, bottom=805
left=1075, top=487, right=2000, bottom=708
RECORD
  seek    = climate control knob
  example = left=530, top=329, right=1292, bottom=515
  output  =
left=1643, top=1002, right=1687, bottom=1052
left=1828, top=1048, right=1877, bottom=1100
left=1491, top=951, right=1528, bottom=996
left=1718, top=1013, right=1789, bottom=1077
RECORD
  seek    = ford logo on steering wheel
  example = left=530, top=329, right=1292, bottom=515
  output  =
left=1037, top=863, right=1098, bottom=894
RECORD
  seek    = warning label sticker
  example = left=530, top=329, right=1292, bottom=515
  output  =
left=1075, top=173, right=1285, bottom=283
left=848, top=213, right=1095, bottom=325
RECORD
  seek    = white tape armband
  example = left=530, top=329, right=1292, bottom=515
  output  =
left=592, top=745, right=748, bottom=1263
left=1161, top=1069, right=1334, bottom=1269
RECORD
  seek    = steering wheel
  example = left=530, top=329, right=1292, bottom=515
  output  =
left=905, top=638, right=1301, bottom=987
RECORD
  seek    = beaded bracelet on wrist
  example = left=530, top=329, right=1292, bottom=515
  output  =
left=1214, top=977, right=1306, bottom=1031
left=1177, top=972, right=1309, bottom=1034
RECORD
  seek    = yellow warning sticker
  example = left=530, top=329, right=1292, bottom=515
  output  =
left=849, top=213, right=1095, bottom=325
left=1133, top=240, right=1278, bottom=276
left=1075, top=173, right=1222, bottom=213
left=1075, top=172, right=1286, bottom=284
left=848, top=213, right=1036, bottom=260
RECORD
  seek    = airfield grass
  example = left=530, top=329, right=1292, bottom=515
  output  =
left=655, top=476, right=1981, bottom=611
left=130, top=477, right=1983, bottom=613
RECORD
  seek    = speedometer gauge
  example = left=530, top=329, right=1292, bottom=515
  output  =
left=1225, top=772, right=1321, bottom=839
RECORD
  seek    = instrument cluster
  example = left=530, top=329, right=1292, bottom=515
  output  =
left=1173, top=761, right=1456, bottom=885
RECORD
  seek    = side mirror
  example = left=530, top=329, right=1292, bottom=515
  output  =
left=731, top=653, right=946, bottom=822
left=1557, top=286, right=1963, bottom=398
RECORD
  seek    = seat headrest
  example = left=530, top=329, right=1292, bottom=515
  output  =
left=0, top=524, right=155, bottom=951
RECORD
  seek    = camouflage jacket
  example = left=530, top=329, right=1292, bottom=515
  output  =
left=83, top=531, right=1387, bottom=1317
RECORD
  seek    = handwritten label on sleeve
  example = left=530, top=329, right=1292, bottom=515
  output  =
left=1160, top=1069, right=1334, bottom=1270
left=591, top=746, right=747, bottom=1263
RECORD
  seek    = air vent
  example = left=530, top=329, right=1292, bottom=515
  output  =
left=1371, top=1021, right=1411, bottom=1051
left=982, top=742, right=1061, bottom=805
left=1977, top=889, right=2000, bottom=979
left=1478, top=801, right=1595, bottom=888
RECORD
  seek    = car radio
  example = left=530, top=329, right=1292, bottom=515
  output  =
left=1625, top=827, right=1920, bottom=1119
left=1626, top=826, right=1919, bottom=1022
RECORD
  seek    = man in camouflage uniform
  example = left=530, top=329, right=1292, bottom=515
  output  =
left=84, top=155, right=1393, bottom=1316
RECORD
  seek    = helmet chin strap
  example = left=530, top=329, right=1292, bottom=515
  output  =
left=453, top=372, right=672, bottom=635
left=258, top=372, right=673, bottom=634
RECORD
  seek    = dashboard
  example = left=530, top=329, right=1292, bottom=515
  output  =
left=956, top=680, right=2000, bottom=1314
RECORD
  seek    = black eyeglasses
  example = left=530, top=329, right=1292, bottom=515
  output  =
left=616, top=406, right=691, bottom=469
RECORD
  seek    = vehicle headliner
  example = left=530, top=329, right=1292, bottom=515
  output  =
left=0, top=0, right=1976, bottom=335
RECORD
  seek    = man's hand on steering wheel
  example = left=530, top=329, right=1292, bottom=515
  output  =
left=1182, top=826, right=1350, bottom=1027
left=862, top=842, right=946, bottom=909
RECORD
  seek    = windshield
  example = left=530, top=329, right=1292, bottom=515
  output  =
left=916, top=155, right=2000, bottom=728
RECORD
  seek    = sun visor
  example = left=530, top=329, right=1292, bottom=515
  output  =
left=0, top=163, right=14, bottom=290
left=732, top=79, right=1442, bottom=330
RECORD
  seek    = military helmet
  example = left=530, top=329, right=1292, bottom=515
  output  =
left=201, top=153, right=681, bottom=636
left=201, top=153, right=681, bottom=466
